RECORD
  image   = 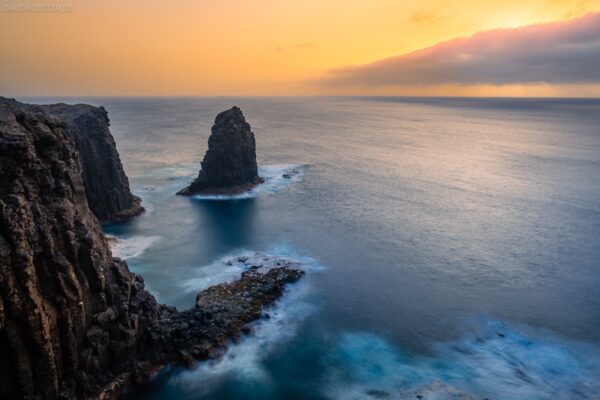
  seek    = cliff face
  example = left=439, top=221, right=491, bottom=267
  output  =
left=0, top=99, right=162, bottom=399
left=0, top=97, right=143, bottom=223
left=0, top=100, right=303, bottom=399
left=178, top=107, right=263, bottom=195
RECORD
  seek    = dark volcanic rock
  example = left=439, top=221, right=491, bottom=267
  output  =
left=147, top=265, right=304, bottom=368
left=195, top=266, right=304, bottom=317
left=0, top=100, right=303, bottom=399
left=178, top=107, right=263, bottom=195
left=0, top=99, right=162, bottom=399
left=0, top=97, right=143, bottom=223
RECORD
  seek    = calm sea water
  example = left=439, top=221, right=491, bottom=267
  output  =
left=28, top=97, right=600, bottom=399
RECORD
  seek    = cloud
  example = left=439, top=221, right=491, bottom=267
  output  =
left=321, top=12, right=600, bottom=87
left=410, top=11, right=451, bottom=27
left=543, top=0, right=600, bottom=19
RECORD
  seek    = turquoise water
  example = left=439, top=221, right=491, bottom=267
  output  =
left=29, top=96, right=600, bottom=398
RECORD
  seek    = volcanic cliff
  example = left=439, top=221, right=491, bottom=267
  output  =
left=0, top=99, right=303, bottom=399
left=178, top=106, right=264, bottom=195
left=0, top=97, right=143, bottom=223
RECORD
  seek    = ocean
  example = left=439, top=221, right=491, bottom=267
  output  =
left=26, top=96, right=600, bottom=399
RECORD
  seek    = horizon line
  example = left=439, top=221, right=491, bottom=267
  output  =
left=10, top=94, right=600, bottom=100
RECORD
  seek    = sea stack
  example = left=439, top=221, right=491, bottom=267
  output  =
left=178, top=107, right=263, bottom=195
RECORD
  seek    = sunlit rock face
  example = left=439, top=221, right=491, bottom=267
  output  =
left=178, top=106, right=263, bottom=195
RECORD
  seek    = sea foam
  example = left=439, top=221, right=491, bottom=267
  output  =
left=168, top=248, right=321, bottom=394
left=172, top=267, right=316, bottom=395
left=324, top=319, right=600, bottom=399
left=191, top=164, right=305, bottom=201
left=181, top=246, right=323, bottom=294
left=107, top=234, right=161, bottom=260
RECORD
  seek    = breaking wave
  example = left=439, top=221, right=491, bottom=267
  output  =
left=324, top=319, right=600, bottom=400
left=171, top=280, right=314, bottom=395
left=107, top=234, right=161, bottom=260
left=181, top=246, right=323, bottom=293
left=191, top=164, right=305, bottom=201
left=166, top=248, right=322, bottom=395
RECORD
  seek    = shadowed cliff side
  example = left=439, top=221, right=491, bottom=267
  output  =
left=178, top=106, right=264, bottom=195
left=0, top=97, right=143, bottom=223
left=0, top=100, right=303, bottom=399
left=0, top=99, right=163, bottom=399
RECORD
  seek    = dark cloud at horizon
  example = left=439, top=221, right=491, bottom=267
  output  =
left=321, top=12, right=600, bottom=87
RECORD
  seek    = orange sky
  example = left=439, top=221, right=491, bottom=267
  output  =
left=1, top=0, right=599, bottom=96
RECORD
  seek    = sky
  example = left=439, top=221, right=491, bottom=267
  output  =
left=1, top=0, right=599, bottom=97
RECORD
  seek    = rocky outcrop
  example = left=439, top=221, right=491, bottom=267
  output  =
left=178, top=107, right=263, bottom=195
left=0, top=97, right=143, bottom=223
left=0, top=100, right=303, bottom=399
left=144, top=264, right=304, bottom=371
left=0, top=98, right=161, bottom=399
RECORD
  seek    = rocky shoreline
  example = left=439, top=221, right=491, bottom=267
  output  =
left=100, top=259, right=304, bottom=399
left=0, top=98, right=304, bottom=399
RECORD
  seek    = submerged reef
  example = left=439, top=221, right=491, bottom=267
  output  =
left=0, top=99, right=302, bottom=399
left=178, top=106, right=264, bottom=195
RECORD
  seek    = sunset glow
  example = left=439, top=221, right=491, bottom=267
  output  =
left=1, top=0, right=599, bottom=96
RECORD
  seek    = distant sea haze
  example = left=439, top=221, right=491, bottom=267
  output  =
left=25, top=96, right=600, bottom=399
